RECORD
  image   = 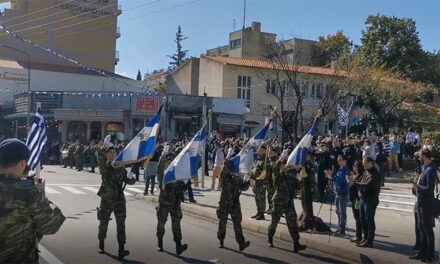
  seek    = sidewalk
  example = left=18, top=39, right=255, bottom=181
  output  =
left=137, top=174, right=434, bottom=264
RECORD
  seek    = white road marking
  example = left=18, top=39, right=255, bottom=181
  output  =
left=82, top=186, right=99, bottom=193
left=47, top=183, right=146, bottom=188
left=39, top=245, right=63, bottom=264
left=124, top=191, right=133, bottom=196
left=126, top=188, right=144, bottom=193
left=59, top=186, right=86, bottom=194
left=45, top=187, right=61, bottom=194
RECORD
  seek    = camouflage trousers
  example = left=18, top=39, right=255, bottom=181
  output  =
left=98, top=199, right=126, bottom=244
left=216, top=196, right=245, bottom=244
left=268, top=201, right=300, bottom=243
left=253, top=181, right=273, bottom=213
left=156, top=204, right=183, bottom=242
left=75, top=156, right=84, bottom=170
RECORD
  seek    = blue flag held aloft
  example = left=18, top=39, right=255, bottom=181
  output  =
left=26, top=106, right=48, bottom=171
left=114, top=106, right=162, bottom=165
left=286, top=116, right=319, bottom=167
left=229, top=121, right=271, bottom=175
left=163, top=125, right=206, bottom=184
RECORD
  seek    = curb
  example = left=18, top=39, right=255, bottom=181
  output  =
left=137, top=195, right=393, bottom=264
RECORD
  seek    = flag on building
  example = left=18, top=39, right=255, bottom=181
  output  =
left=114, top=106, right=162, bottom=165
left=337, top=101, right=353, bottom=126
left=229, top=121, right=271, bottom=175
left=26, top=106, right=48, bottom=171
left=163, top=125, right=206, bottom=184
left=286, top=117, right=319, bottom=167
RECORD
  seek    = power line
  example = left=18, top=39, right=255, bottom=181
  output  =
left=0, top=0, right=77, bottom=23
left=22, top=0, right=199, bottom=40
left=8, top=0, right=100, bottom=29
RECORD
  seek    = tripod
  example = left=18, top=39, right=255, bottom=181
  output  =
left=311, top=177, right=334, bottom=243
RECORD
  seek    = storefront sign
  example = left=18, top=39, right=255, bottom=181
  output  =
left=220, top=124, right=238, bottom=132
left=132, top=96, right=160, bottom=114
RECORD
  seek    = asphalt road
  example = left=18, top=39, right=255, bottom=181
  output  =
left=38, top=166, right=348, bottom=264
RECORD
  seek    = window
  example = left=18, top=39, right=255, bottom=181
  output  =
left=316, top=83, right=323, bottom=98
left=310, top=83, right=316, bottom=98
left=271, top=80, right=276, bottom=95
left=237, top=75, right=251, bottom=109
left=301, top=82, right=308, bottom=98
left=266, top=79, right=270, bottom=93
left=230, top=39, right=242, bottom=49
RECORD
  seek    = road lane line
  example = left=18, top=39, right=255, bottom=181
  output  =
left=39, top=245, right=63, bottom=264
left=124, top=191, right=133, bottom=196
left=126, top=188, right=144, bottom=193
left=82, top=186, right=99, bottom=193
left=45, top=187, right=61, bottom=194
left=59, top=186, right=85, bottom=194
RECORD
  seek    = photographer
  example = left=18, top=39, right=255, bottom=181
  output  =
left=0, top=139, right=65, bottom=263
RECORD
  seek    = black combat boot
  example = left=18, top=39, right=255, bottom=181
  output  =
left=218, top=239, right=224, bottom=248
left=118, top=243, right=130, bottom=259
left=254, top=212, right=265, bottom=220
left=157, top=238, right=164, bottom=252
left=239, top=241, right=251, bottom=251
left=176, top=241, right=188, bottom=256
left=293, top=241, right=306, bottom=253
left=98, top=240, right=105, bottom=254
left=250, top=212, right=259, bottom=219
left=267, top=238, right=274, bottom=247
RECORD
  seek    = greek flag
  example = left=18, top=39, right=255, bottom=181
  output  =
left=163, top=125, right=205, bottom=184
left=286, top=117, right=318, bottom=167
left=26, top=107, right=48, bottom=171
left=114, top=106, right=162, bottom=165
left=337, top=102, right=353, bottom=126
left=229, top=121, right=271, bottom=175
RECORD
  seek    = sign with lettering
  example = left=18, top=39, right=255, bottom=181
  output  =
left=132, top=96, right=160, bottom=114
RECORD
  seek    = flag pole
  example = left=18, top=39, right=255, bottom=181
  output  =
left=35, top=102, right=42, bottom=178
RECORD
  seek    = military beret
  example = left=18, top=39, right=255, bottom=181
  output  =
left=0, top=138, right=30, bottom=162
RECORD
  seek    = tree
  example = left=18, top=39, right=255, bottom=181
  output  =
left=136, top=70, right=142, bottom=81
left=312, top=31, right=353, bottom=67
left=359, top=15, right=426, bottom=82
left=168, top=25, right=188, bottom=69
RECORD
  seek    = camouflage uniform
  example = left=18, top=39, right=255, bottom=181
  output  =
left=268, top=162, right=301, bottom=243
left=156, top=152, right=188, bottom=254
left=97, top=148, right=136, bottom=246
left=252, top=157, right=268, bottom=214
left=68, top=143, right=76, bottom=168
left=74, top=143, right=85, bottom=171
left=0, top=173, right=65, bottom=263
left=265, top=160, right=275, bottom=211
left=216, top=162, right=249, bottom=246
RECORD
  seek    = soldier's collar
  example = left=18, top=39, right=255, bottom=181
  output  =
left=0, top=171, right=22, bottom=182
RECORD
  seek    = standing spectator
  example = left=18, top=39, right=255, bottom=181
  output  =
left=355, top=157, right=382, bottom=248
left=326, top=154, right=350, bottom=236
left=387, top=134, right=401, bottom=173
left=144, top=147, right=161, bottom=196
left=349, top=160, right=364, bottom=244
left=414, top=130, right=422, bottom=150
left=398, top=135, right=405, bottom=170
left=406, top=128, right=416, bottom=158
left=422, top=139, right=433, bottom=151
left=362, top=139, right=376, bottom=161
left=375, top=143, right=387, bottom=187
left=211, top=141, right=225, bottom=191
left=314, top=143, right=332, bottom=203
left=410, top=149, right=437, bottom=262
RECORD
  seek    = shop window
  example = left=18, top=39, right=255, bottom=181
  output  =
left=105, top=122, right=125, bottom=140
left=90, top=122, right=102, bottom=140
left=67, top=121, right=87, bottom=140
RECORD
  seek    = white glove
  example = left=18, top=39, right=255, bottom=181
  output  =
left=127, top=172, right=135, bottom=179
left=243, top=174, right=251, bottom=183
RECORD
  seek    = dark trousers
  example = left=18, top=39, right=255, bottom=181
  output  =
left=414, top=210, right=420, bottom=248
left=417, top=201, right=435, bottom=258
left=359, top=199, right=377, bottom=243
left=317, top=173, right=328, bottom=203
left=351, top=201, right=363, bottom=240
left=186, top=181, right=194, bottom=202
left=145, top=175, right=155, bottom=194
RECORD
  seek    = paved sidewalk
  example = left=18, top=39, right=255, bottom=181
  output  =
left=136, top=174, right=438, bottom=264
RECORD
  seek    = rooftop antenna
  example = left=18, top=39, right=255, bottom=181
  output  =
left=233, top=18, right=236, bottom=31
left=242, top=0, right=246, bottom=29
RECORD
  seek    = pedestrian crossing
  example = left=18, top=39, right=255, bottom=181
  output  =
left=45, top=184, right=150, bottom=196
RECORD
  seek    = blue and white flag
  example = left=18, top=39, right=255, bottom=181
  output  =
left=163, top=125, right=206, bottom=184
left=114, top=106, right=162, bottom=165
left=229, top=121, right=271, bottom=175
left=286, top=117, right=319, bottom=167
left=26, top=106, right=48, bottom=171
left=337, top=101, right=353, bottom=126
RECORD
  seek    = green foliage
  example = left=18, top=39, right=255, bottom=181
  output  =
left=312, top=31, right=352, bottom=67
left=422, top=131, right=440, bottom=159
left=168, top=25, right=188, bottom=69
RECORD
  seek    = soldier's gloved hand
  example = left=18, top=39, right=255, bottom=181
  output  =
left=35, top=177, right=45, bottom=192
left=243, top=173, right=251, bottom=183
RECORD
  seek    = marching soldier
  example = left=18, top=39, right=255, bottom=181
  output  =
left=155, top=146, right=189, bottom=256
left=86, top=140, right=98, bottom=173
left=96, top=145, right=136, bottom=259
left=265, top=145, right=277, bottom=215
left=217, top=160, right=251, bottom=251
left=250, top=145, right=269, bottom=220
left=267, top=149, right=306, bottom=253
left=74, top=140, right=85, bottom=171
left=68, top=140, right=76, bottom=169
left=0, top=139, right=65, bottom=263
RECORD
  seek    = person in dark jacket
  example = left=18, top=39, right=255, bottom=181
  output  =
left=314, top=143, right=332, bottom=203
left=355, top=157, right=382, bottom=248
left=349, top=160, right=364, bottom=244
left=410, top=149, right=437, bottom=262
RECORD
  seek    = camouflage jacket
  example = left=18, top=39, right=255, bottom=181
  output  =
left=97, top=149, right=136, bottom=201
left=156, top=153, right=186, bottom=207
left=0, top=173, right=65, bottom=263
left=251, top=158, right=265, bottom=180
left=272, top=162, right=298, bottom=204
left=74, top=144, right=85, bottom=157
left=219, top=163, right=244, bottom=204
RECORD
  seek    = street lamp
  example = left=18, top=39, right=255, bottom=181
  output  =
left=0, top=44, right=31, bottom=129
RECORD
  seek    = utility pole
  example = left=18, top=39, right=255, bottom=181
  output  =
left=242, top=0, right=246, bottom=29
left=201, top=88, right=207, bottom=189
